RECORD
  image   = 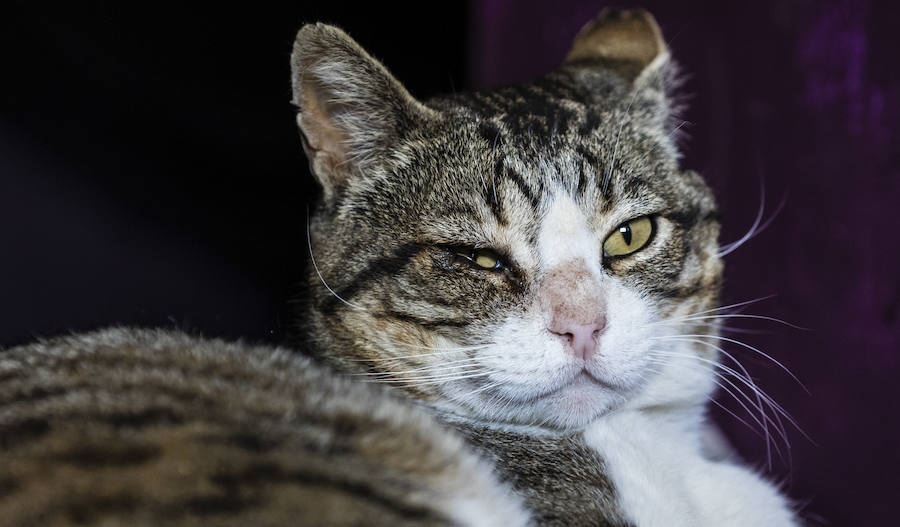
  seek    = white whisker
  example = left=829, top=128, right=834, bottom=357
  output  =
left=661, top=314, right=809, bottom=331
left=718, top=183, right=788, bottom=257
left=654, top=334, right=808, bottom=393
left=346, top=357, right=496, bottom=377
left=361, top=370, right=497, bottom=385
left=648, top=348, right=792, bottom=466
left=646, top=353, right=788, bottom=467
left=306, top=208, right=365, bottom=311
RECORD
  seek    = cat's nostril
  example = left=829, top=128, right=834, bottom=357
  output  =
left=549, top=322, right=604, bottom=361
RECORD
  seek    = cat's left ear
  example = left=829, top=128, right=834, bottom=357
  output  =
left=291, top=24, right=436, bottom=200
left=564, top=9, right=677, bottom=139
left=563, top=7, right=669, bottom=86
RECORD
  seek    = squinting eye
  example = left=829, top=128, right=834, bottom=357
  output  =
left=456, top=248, right=503, bottom=270
left=603, top=216, right=654, bottom=258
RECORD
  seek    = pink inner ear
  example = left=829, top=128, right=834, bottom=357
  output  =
left=299, top=82, right=349, bottom=168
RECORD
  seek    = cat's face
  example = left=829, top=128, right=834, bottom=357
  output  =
left=294, top=10, right=722, bottom=430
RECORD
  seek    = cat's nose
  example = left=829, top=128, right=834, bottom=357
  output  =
left=549, top=315, right=606, bottom=361
left=540, top=260, right=608, bottom=361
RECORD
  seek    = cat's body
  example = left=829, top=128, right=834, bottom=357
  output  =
left=1, top=8, right=800, bottom=527
left=0, top=329, right=530, bottom=527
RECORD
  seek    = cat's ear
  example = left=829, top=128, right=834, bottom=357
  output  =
left=564, top=8, right=669, bottom=85
left=291, top=24, right=435, bottom=199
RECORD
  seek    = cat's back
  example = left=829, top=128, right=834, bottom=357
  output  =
left=0, top=328, right=527, bottom=527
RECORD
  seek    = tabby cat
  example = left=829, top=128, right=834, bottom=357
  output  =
left=0, top=8, right=799, bottom=527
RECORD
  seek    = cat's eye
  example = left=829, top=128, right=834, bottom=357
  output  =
left=455, top=248, right=504, bottom=271
left=603, top=216, right=654, bottom=258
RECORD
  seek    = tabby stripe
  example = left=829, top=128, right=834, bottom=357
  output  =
left=0, top=418, right=50, bottom=449
left=0, top=354, right=271, bottom=390
left=210, top=463, right=451, bottom=522
left=476, top=120, right=503, bottom=147
left=322, top=243, right=424, bottom=315
left=665, top=209, right=720, bottom=229
left=497, top=161, right=541, bottom=211
left=200, top=432, right=283, bottom=453
left=577, top=159, right=588, bottom=195
left=1, top=373, right=259, bottom=409
left=377, top=309, right=469, bottom=329
left=579, top=109, right=604, bottom=135
left=0, top=477, right=19, bottom=499
left=482, top=171, right=507, bottom=225
left=52, top=443, right=162, bottom=467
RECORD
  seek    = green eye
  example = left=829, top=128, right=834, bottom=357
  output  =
left=603, top=216, right=654, bottom=258
left=456, top=248, right=503, bottom=270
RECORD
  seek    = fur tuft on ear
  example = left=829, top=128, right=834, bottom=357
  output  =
left=291, top=24, right=435, bottom=199
left=564, top=8, right=669, bottom=84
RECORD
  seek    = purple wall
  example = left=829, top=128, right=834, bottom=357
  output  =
left=472, top=1, right=899, bottom=524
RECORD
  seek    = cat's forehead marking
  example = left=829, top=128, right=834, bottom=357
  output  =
left=537, top=193, right=603, bottom=277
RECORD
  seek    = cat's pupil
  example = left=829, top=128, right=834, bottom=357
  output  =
left=619, top=224, right=633, bottom=245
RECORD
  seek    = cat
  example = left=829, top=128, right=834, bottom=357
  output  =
left=0, top=7, right=799, bottom=527
left=292, top=7, right=799, bottom=525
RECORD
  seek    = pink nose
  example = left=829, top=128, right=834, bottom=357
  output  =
left=549, top=317, right=606, bottom=361
left=541, top=261, right=607, bottom=362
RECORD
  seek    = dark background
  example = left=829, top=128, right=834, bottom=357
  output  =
left=2, top=1, right=897, bottom=524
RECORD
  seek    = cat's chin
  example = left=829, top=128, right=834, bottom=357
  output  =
left=522, top=372, right=626, bottom=430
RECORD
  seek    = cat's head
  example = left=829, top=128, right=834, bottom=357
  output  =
left=293, top=9, right=722, bottom=430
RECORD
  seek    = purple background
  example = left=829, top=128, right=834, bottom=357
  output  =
left=471, top=0, right=898, bottom=524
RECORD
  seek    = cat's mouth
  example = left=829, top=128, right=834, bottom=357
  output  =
left=562, top=370, right=618, bottom=395
left=525, top=369, right=617, bottom=402
left=578, top=368, right=617, bottom=387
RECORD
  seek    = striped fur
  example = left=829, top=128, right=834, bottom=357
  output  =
left=0, top=329, right=529, bottom=526
left=0, top=8, right=798, bottom=526
left=292, top=8, right=797, bottom=526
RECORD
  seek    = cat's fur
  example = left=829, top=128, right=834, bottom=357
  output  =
left=0, top=8, right=799, bottom=527
left=0, top=329, right=529, bottom=526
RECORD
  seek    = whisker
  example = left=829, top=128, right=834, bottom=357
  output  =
left=342, top=345, right=493, bottom=362
left=645, top=356, right=771, bottom=436
left=652, top=339, right=798, bottom=437
left=655, top=334, right=809, bottom=393
left=656, top=313, right=808, bottom=331
left=648, top=349, right=792, bottom=465
left=646, top=354, right=786, bottom=466
left=603, top=85, right=642, bottom=194
left=361, top=370, right=497, bottom=385
left=464, top=381, right=506, bottom=398
left=718, top=180, right=766, bottom=258
left=346, top=357, right=495, bottom=377
left=393, top=342, right=494, bottom=352
left=306, top=207, right=365, bottom=311
left=653, top=295, right=776, bottom=325
left=708, top=397, right=765, bottom=439
left=718, top=182, right=788, bottom=257
left=651, top=343, right=776, bottom=447
left=652, top=339, right=812, bottom=448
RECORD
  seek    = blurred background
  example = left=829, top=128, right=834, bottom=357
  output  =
left=2, top=1, right=897, bottom=524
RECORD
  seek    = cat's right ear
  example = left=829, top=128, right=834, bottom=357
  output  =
left=291, top=24, right=435, bottom=200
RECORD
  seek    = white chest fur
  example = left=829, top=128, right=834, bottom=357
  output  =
left=583, top=411, right=798, bottom=527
